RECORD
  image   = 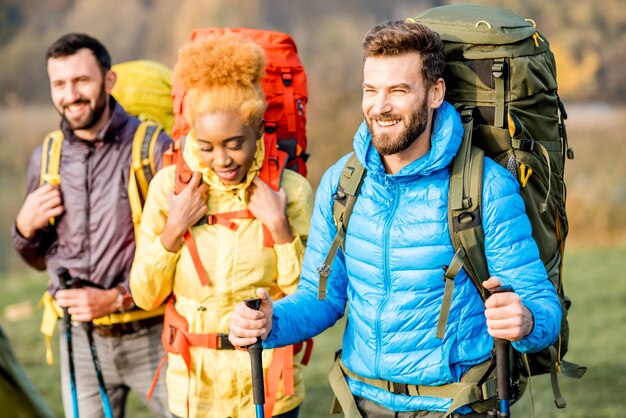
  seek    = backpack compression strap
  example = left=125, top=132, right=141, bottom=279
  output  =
left=317, top=153, right=365, bottom=300
left=437, top=107, right=489, bottom=339
left=128, top=121, right=162, bottom=237
left=40, top=130, right=64, bottom=226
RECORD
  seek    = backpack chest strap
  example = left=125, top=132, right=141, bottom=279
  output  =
left=194, top=208, right=274, bottom=246
left=195, top=209, right=254, bottom=230
left=186, top=209, right=275, bottom=288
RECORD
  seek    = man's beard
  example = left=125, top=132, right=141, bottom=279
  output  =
left=368, top=95, right=429, bottom=156
left=60, top=84, right=107, bottom=131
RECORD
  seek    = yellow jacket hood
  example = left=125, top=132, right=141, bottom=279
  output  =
left=183, top=130, right=265, bottom=199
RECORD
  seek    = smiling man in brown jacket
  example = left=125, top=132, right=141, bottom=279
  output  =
left=11, top=33, right=171, bottom=418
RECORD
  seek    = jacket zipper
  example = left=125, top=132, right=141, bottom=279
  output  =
left=84, top=144, right=93, bottom=281
left=374, top=179, right=399, bottom=377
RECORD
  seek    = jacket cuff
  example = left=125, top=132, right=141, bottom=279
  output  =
left=512, top=298, right=559, bottom=353
left=11, top=222, right=38, bottom=250
left=263, top=305, right=285, bottom=349
left=274, top=235, right=304, bottom=271
left=152, top=236, right=181, bottom=265
left=273, top=235, right=305, bottom=294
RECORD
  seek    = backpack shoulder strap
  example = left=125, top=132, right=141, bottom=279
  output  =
left=317, top=153, right=365, bottom=300
left=131, top=120, right=162, bottom=199
left=40, top=130, right=64, bottom=226
left=128, top=121, right=162, bottom=237
left=259, top=133, right=289, bottom=192
left=172, top=136, right=212, bottom=287
left=436, top=107, right=489, bottom=339
left=40, top=130, right=64, bottom=187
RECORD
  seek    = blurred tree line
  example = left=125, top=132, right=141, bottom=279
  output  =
left=1, top=0, right=623, bottom=104
left=0, top=0, right=624, bottom=273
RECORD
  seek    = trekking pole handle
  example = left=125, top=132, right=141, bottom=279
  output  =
left=491, top=285, right=514, bottom=417
left=245, top=298, right=265, bottom=413
left=57, top=267, right=75, bottom=290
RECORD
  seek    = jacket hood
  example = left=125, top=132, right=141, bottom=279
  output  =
left=182, top=130, right=265, bottom=197
left=353, top=101, right=463, bottom=178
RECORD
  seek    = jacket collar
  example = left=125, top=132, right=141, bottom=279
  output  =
left=182, top=129, right=265, bottom=198
left=353, top=101, right=463, bottom=179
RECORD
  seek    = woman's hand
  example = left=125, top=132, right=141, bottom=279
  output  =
left=248, top=177, right=293, bottom=244
left=160, top=172, right=209, bottom=252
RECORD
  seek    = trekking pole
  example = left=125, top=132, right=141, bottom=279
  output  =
left=83, top=321, right=114, bottom=418
left=245, top=298, right=265, bottom=418
left=56, top=268, right=79, bottom=418
left=57, top=268, right=114, bottom=418
left=489, top=285, right=515, bottom=418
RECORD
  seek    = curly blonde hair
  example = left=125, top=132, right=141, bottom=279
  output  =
left=174, top=32, right=266, bottom=128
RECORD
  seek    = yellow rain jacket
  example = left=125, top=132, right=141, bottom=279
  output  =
left=130, top=132, right=313, bottom=418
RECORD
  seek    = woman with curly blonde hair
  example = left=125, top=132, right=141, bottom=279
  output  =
left=129, top=32, right=312, bottom=418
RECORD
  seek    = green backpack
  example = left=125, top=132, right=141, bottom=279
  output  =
left=319, top=4, right=586, bottom=411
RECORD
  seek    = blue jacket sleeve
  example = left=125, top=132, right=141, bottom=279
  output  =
left=481, top=158, right=562, bottom=352
left=264, top=156, right=351, bottom=348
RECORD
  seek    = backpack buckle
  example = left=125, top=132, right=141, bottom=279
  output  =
left=281, top=71, right=293, bottom=86
left=518, top=138, right=535, bottom=151
left=265, top=121, right=278, bottom=134
left=317, top=264, right=332, bottom=278
left=206, top=214, right=216, bottom=225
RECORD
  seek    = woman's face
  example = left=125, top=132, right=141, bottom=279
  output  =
left=194, top=110, right=259, bottom=185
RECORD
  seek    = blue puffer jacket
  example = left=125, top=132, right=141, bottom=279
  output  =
left=265, top=101, right=561, bottom=413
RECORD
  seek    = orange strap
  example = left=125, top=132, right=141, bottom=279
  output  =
left=184, top=231, right=211, bottom=287
left=148, top=298, right=313, bottom=417
left=200, top=209, right=254, bottom=231
left=263, top=338, right=314, bottom=416
left=147, top=298, right=238, bottom=412
left=185, top=209, right=274, bottom=287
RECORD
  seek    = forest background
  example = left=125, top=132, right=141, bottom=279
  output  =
left=0, top=0, right=624, bottom=417
left=0, top=0, right=625, bottom=271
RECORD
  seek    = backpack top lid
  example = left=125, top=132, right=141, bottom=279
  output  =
left=414, top=4, right=538, bottom=45
left=191, top=28, right=303, bottom=72
left=111, top=60, right=174, bottom=135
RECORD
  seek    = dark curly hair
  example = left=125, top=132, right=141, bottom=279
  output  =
left=46, top=33, right=111, bottom=75
left=362, top=20, right=445, bottom=87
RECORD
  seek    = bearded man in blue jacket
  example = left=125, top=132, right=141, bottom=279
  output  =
left=229, top=20, right=561, bottom=417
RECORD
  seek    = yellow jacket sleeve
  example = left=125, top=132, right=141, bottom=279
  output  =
left=274, top=170, right=314, bottom=295
left=130, top=166, right=180, bottom=310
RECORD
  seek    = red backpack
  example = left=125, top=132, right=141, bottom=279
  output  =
left=163, top=28, right=310, bottom=285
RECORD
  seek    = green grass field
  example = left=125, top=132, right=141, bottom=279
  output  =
left=1, top=246, right=624, bottom=417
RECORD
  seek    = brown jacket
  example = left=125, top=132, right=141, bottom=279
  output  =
left=11, top=98, right=172, bottom=293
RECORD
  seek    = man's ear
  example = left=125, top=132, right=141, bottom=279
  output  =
left=104, top=69, right=117, bottom=94
left=429, top=78, right=446, bottom=109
